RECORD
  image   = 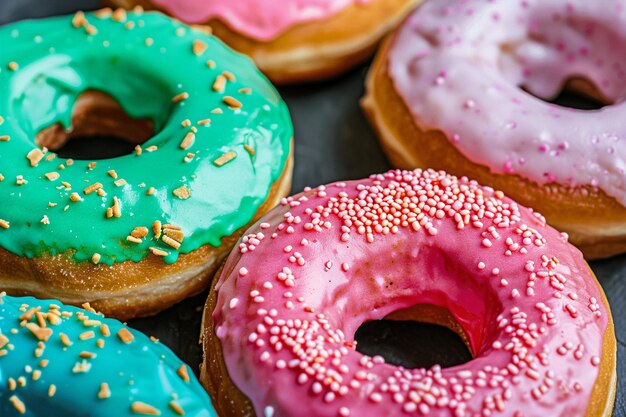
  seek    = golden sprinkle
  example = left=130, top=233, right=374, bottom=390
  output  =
left=72, top=11, right=87, bottom=28
left=146, top=187, right=156, bottom=196
left=98, top=382, right=111, bottom=399
left=8, top=62, right=19, bottom=71
left=117, top=328, right=134, bottom=344
left=94, top=8, right=112, bottom=18
left=133, top=5, right=144, bottom=14
left=131, top=401, right=161, bottom=415
left=145, top=37, right=154, bottom=46
left=85, top=25, right=98, bottom=35
left=112, top=197, right=122, bottom=218
left=223, top=96, right=242, bottom=109
left=197, top=119, right=211, bottom=126
left=126, top=235, right=142, bottom=244
left=100, top=324, right=111, bottom=337
left=172, top=92, right=189, bottom=103
left=25, top=323, right=52, bottom=341
left=181, top=119, right=191, bottom=127
left=114, top=179, right=127, bottom=187
left=146, top=146, right=158, bottom=152
left=80, top=351, right=96, bottom=359
left=48, top=384, right=56, bottom=397
left=125, top=21, right=135, bottom=30
left=61, top=181, right=71, bottom=189
left=16, top=175, right=28, bottom=186
left=8, top=378, right=16, bottom=390
left=0, top=219, right=9, bottom=229
left=222, top=71, right=235, bottom=81
left=135, top=145, right=143, bottom=156
left=163, top=224, right=181, bottom=230
left=9, top=395, right=25, bottom=414
left=149, top=247, right=169, bottom=257
left=172, top=185, right=191, bottom=200
left=213, top=151, right=237, bottom=167
left=83, top=183, right=103, bottom=195
left=32, top=370, right=41, bottom=381
left=169, top=401, right=185, bottom=415
left=107, top=170, right=118, bottom=179
left=17, top=377, right=26, bottom=387
left=211, top=108, right=223, bottom=114
left=45, top=172, right=60, bottom=181
left=131, top=226, right=149, bottom=239
left=88, top=162, right=97, bottom=170
left=72, top=360, right=91, bottom=373
left=27, top=147, right=47, bottom=166
left=152, top=221, right=162, bottom=239
left=112, top=8, right=127, bottom=22
left=161, top=235, right=181, bottom=250
left=0, top=333, right=8, bottom=349
left=192, top=39, right=207, bottom=56
left=180, top=132, right=195, bottom=150
left=184, top=153, right=195, bottom=163
left=97, top=339, right=105, bottom=348
left=70, top=192, right=83, bottom=202
left=39, top=359, right=49, bottom=367
left=244, top=144, right=255, bottom=156
left=164, top=228, right=184, bottom=243
left=206, top=59, right=216, bottom=68
left=0, top=116, right=4, bottom=125
left=40, top=215, right=50, bottom=225
left=91, top=253, right=101, bottom=264
left=177, top=365, right=190, bottom=382
left=45, top=153, right=56, bottom=161
left=67, top=159, right=74, bottom=166
left=0, top=135, right=10, bottom=141
left=0, top=174, right=4, bottom=181
left=79, top=331, right=95, bottom=341
left=239, top=88, right=252, bottom=94
left=212, top=74, right=226, bottom=92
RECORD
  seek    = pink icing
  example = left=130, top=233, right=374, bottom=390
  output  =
left=213, top=169, right=611, bottom=417
left=389, top=0, right=626, bottom=205
left=150, top=0, right=368, bottom=41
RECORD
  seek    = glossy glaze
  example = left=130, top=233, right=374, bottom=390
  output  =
left=213, top=169, right=612, bottom=417
left=0, top=293, right=216, bottom=416
left=151, top=0, right=369, bottom=41
left=389, top=0, right=626, bottom=205
left=0, top=10, right=292, bottom=265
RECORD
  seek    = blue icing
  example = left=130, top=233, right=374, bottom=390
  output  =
left=0, top=295, right=216, bottom=416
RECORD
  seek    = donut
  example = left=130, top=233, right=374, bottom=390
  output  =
left=0, top=9, right=293, bottom=320
left=0, top=292, right=216, bottom=416
left=106, top=0, right=419, bottom=84
left=201, top=169, right=616, bottom=417
left=362, top=0, right=626, bottom=259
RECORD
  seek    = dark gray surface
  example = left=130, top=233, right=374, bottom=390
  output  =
left=1, top=1, right=624, bottom=415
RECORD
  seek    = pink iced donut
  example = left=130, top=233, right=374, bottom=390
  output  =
left=201, top=169, right=616, bottom=417
left=362, top=0, right=626, bottom=259
left=108, top=0, right=418, bottom=83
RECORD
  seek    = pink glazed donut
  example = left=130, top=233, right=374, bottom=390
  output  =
left=108, top=0, right=418, bottom=83
left=362, top=0, right=626, bottom=259
left=201, top=169, right=616, bottom=417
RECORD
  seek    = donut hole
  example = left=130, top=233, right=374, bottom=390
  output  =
left=499, top=10, right=626, bottom=110
left=35, top=90, right=155, bottom=160
left=520, top=77, right=610, bottom=110
left=354, top=304, right=472, bottom=369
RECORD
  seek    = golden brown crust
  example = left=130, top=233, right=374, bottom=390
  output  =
left=200, top=263, right=616, bottom=417
left=0, top=154, right=292, bottom=320
left=106, top=0, right=420, bottom=84
left=362, top=35, right=626, bottom=259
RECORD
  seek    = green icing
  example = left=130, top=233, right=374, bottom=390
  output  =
left=0, top=10, right=292, bottom=265
left=0, top=294, right=216, bottom=416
